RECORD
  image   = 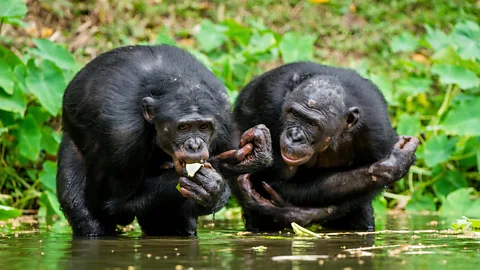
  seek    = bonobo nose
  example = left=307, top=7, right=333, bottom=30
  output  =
left=185, top=138, right=204, bottom=152
left=287, top=128, right=305, bottom=144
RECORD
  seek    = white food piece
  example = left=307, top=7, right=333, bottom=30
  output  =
left=186, top=163, right=204, bottom=177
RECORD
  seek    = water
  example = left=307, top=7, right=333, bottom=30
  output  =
left=0, top=214, right=479, bottom=269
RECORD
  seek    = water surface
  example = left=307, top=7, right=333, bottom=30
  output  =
left=0, top=215, right=479, bottom=269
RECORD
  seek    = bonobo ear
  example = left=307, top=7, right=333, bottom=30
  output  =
left=345, top=107, right=360, bottom=130
left=142, top=97, right=155, bottom=123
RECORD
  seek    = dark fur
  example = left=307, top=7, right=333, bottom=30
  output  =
left=232, top=62, right=399, bottom=231
left=57, top=45, right=233, bottom=236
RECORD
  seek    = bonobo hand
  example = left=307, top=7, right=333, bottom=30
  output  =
left=368, top=135, right=420, bottom=184
left=178, top=163, right=227, bottom=212
left=238, top=174, right=339, bottom=227
left=215, top=124, right=273, bottom=174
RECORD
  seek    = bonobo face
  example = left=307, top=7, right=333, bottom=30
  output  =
left=279, top=74, right=359, bottom=167
left=142, top=97, right=217, bottom=174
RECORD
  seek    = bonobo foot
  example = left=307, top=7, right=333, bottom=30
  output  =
left=215, top=124, right=273, bottom=174
left=368, top=135, right=420, bottom=184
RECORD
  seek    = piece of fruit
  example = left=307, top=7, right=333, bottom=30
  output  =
left=186, top=163, right=203, bottom=178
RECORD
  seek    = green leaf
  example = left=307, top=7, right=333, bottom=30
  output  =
left=390, top=33, right=419, bottom=53
left=0, top=45, right=23, bottom=67
left=40, top=190, right=64, bottom=219
left=425, top=25, right=451, bottom=51
left=41, top=126, right=60, bottom=155
left=194, top=19, right=227, bottom=53
left=0, top=83, right=26, bottom=115
left=441, top=98, right=480, bottom=136
left=223, top=19, right=252, bottom=46
left=431, top=47, right=480, bottom=74
left=431, top=64, right=480, bottom=89
left=367, top=73, right=397, bottom=106
left=477, top=149, right=480, bottom=172
left=0, top=205, right=22, bottom=221
left=279, top=32, right=317, bottom=63
left=438, top=188, right=480, bottom=218
left=31, top=39, right=77, bottom=70
left=395, top=77, right=432, bottom=96
left=0, top=58, right=14, bottom=95
left=451, top=20, right=480, bottom=60
left=433, top=170, right=468, bottom=200
left=17, top=114, right=42, bottom=161
left=155, top=31, right=176, bottom=46
left=372, top=194, right=387, bottom=216
left=423, top=135, right=455, bottom=167
left=406, top=191, right=436, bottom=212
left=28, top=106, right=51, bottom=125
left=396, top=114, right=421, bottom=136
left=26, top=60, right=66, bottom=116
left=39, top=161, right=57, bottom=192
left=0, top=0, right=27, bottom=18
left=247, top=32, right=276, bottom=54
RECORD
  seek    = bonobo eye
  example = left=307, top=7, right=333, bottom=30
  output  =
left=178, top=124, right=189, bottom=131
left=306, top=119, right=316, bottom=127
left=290, top=110, right=300, bottom=118
left=199, top=123, right=210, bottom=130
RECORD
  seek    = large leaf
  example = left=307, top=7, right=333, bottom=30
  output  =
left=39, top=161, right=57, bottom=192
left=431, top=64, right=480, bottom=89
left=425, top=25, right=451, bottom=51
left=31, top=39, right=77, bottom=70
left=26, top=60, right=66, bottom=116
left=41, top=126, right=60, bottom=155
left=396, top=114, right=421, bottom=137
left=368, top=73, right=397, bottom=106
left=406, top=191, right=436, bottom=212
left=390, top=33, right=419, bottom=53
left=0, top=0, right=27, bottom=18
left=0, top=45, right=23, bottom=67
left=247, top=32, right=276, bottom=54
left=0, top=205, right=22, bottom=221
left=0, top=58, right=14, bottom=95
left=395, top=77, right=432, bottom=96
left=438, top=188, right=480, bottom=218
left=441, top=98, right=480, bottom=136
left=17, top=114, right=42, bottom=161
left=451, top=20, right=480, bottom=60
left=423, top=135, right=455, bottom=167
left=279, top=32, right=317, bottom=63
left=431, top=47, right=480, bottom=74
left=433, top=170, right=468, bottom=200
left=0, top=84, right=26, bottom=115
left=194, top=19, right=227, bottom=53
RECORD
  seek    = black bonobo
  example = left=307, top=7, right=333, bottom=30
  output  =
left=56, top=45, right=272, bottom=237
left=231, top=62, right=420, bottom=231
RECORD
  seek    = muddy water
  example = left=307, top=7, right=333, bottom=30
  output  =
left=0, top=215, right=479, bottom=270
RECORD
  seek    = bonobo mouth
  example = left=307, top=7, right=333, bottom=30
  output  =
left=280, top=149, right=313, bottom=166
left=172, top=150, right=209, bottom=175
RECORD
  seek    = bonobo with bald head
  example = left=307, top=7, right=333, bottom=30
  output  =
left=232, top=62, right=419, bottom=231
left=56, top=45, right=271, bottom=237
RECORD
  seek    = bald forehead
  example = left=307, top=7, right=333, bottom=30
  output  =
left=293, top=75, right=346, bottom=110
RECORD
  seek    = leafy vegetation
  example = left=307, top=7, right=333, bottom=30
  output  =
left=1, top=0, right=479, bottom=223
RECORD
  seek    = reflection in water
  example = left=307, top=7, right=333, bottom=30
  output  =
left=0, top=215, right=479, bottom=270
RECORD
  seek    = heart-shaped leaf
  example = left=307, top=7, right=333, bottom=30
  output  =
left=433, top=170, right=468, bottom=200
left=17, top=114, right=42, bottom=161
left=0, top=0, right=27, bottom=18
left=279, top=32, right=317, bottom=63
left=396, top=114, right=421, bottom=136
left=31, top=38, right=78, bottom=71
left=423, top=135, right=456, bottom=167
left=431, top=64, right=480, bottom=89
left=441, top=97, right=480, bottom=136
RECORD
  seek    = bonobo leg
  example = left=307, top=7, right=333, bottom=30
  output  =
left=319, top=203, right=375, bottom=231
left=214, top=124, right=273, bottom=174
left=56, top=134, right=116, bottom=236
left=137, top=164, right=230, bottom=236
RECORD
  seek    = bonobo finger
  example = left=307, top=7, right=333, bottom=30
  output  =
left=195, top=166, right=222, bottom=193
left=239, top=127, right=256, bottom=148
left=238, top=174, right=274, bottom=206
left=215, top=144, right=253, bottom=164
left=262, top=181, right=287, bottom=206
left=179, top=177, right=210, bottom=206
left=253, top=124, right=271, bottom=149
left=400, top=136, right=420, bottom=152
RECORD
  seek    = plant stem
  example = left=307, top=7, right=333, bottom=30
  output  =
left=383, top=191, right=410, bottom=200
left=0, top=18, right=4, bottom=36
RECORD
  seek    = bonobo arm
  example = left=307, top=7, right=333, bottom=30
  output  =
left=236, top=174, right=352, bottom=228
left=212, top=124, right=273, bottom=174
left=129, top=165, right=230, bottom=217
left=273, top=136, right=420, bottom=206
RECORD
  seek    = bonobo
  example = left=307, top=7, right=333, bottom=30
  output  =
left=56, top=45, right=271, bottom=237
left=231, top=62, right=420, bottom=231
